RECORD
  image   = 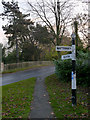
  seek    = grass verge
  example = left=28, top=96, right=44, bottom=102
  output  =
left=3, top=64, right=53, bottom=74
left=45, top=74, right=89, bottom=119
left=2, top=77, right=36, bottom=118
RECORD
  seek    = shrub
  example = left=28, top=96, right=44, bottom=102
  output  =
left=54, top=60, right=72, bottom=82
left=77, top=50, right=89, bottom=59
left=76, top=59, right=89, bottom=86
left=54, top=59, right=89, bottom=87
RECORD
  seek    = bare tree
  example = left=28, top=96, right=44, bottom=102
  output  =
left=27, top=0, right=74, bottom=58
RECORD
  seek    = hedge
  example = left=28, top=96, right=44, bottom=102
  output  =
left=54, top=59, right=89, bottom=87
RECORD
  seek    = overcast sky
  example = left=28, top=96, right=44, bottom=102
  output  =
left=0, top=0, right=88, bottom=46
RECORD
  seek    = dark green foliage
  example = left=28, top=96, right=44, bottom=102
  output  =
left=33, top=24, right=51, bottom=44
left=54, top=59, right=89, bottom=87
left=1, top=0, right=34, bottom=62
left=1, top=1, right=53, bottom=63
left=76, top=59, right=89, bottom=86
left=4, top=50, right=17, bottom=64
left=2, top=46, right=7, bottom=64
left=77, top=50, right=88, bottom=59
left=54, top=60, right=72, bottom=82
left=21, top=43, right=41, bottom=61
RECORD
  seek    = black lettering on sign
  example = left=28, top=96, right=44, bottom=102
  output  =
left=63, top=55, right=70, bottom=58
left=57, top=47, right=61, bottom=49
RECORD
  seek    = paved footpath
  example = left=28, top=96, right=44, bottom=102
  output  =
left=28, top=75, right=55, bottom=118
left=2, top=66, right=55, bottom=118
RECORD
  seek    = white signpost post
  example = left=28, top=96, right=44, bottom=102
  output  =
left=56, top=33, right=76, bottom=106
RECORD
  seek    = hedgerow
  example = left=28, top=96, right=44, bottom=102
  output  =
left=54, top=58, right=89, bottom=87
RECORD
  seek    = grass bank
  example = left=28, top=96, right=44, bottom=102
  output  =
left=3, top=64, right=53, bottom=74
left=2, top=77, right=36, bottom=118
left=45, top=74, right=89, bottom=119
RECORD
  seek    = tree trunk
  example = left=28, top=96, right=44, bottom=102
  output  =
left=16, top=39, right=19, bottom=63
left=56, top=28, right=61, bottom=59
left=74, top=21, right=78, bottom=57
left=56, top=0, right=61, bottom=60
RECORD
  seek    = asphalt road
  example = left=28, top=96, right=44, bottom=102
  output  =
left=2, top=66, right=55, bottom=86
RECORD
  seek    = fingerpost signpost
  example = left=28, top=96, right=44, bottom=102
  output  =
left=56, top=33, right=76, bottom=106
left=71, top=33, right=76, bottom=106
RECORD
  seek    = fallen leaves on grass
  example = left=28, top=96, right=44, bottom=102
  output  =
left=45, top=74, right=88, bottom=119
left=22, top=97, right=28, bottom=100
left=2, top=77, right=36, bottom=118
left=18, top=116, right=22, bottom=118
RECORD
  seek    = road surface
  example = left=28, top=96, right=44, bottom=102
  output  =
left=2, top=66, right=55, bottom=86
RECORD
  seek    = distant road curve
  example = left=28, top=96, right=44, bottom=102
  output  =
left=2, top=66, right=55, bottom=86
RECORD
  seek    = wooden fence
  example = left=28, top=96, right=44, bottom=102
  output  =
left=2, top=61, right=53, bottom=72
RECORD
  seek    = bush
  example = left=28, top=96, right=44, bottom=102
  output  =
left=76, top=59, right=89, bottom=86
left=54, top=60, right=72, bottom=82
left=54, top=59, right=89, bottom=87
left=77, top=50, right=89, bottom=59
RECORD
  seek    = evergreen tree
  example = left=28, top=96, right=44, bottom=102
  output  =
left=1, top=0, right=34, bottom=62
left=33, top=24, right=52, bottom=45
